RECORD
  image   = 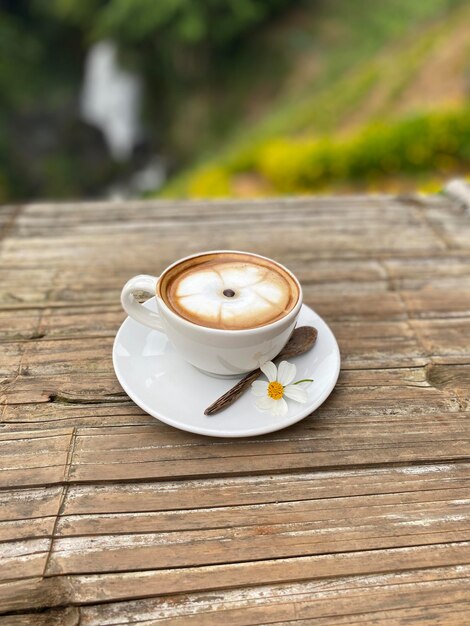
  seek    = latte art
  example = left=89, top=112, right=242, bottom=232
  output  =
left=175, top=262, right=291, bottom=329
left=160, top=253, right=299, bottom=330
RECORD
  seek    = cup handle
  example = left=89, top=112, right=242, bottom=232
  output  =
left=120, top=274, right=165, bottom=332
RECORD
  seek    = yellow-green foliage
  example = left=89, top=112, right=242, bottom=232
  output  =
left=257, top=108, right=470, bottom=192
left=187, top=166, right=231, bottom=198
left=173, top=107, right=470, bottom=197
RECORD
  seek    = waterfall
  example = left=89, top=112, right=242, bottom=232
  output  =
left=80, top=40, right=142, bottom=162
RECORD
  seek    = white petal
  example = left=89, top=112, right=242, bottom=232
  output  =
left=277, top=361, right=296, bottom=385
left=271, top=397, right=288, bottom=417
left=283, top=384, right=308, bottom=403
left=255, top=396, right=276, bottom=411
left=260, top=361, right=277, bottom=382
left=251, top=380, right=269, bottom=397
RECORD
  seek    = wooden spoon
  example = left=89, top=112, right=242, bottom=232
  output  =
left=204, top=326, right=318, bottom=415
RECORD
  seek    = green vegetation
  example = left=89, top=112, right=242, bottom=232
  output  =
left=1, top=0, right=469, bottom=200
left=207, top=108, right=470, bottom=196
left=161, top=0, right=470, bottom=198
left=0, top=0, right=294, bottom=200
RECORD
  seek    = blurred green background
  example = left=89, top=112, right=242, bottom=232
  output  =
left=1, top=0, right=469, bottom=202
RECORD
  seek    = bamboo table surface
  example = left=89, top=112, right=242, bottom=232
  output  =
left=1, top=195, right=469, bottom=625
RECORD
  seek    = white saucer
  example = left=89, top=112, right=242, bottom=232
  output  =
left=113, top=301, right=340, bottom=438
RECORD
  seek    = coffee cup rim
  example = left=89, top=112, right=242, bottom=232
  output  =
left=156, top=249, right=303, bottom=334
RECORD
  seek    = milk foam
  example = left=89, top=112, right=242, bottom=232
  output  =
left=173, top=261, right=293, bottom=329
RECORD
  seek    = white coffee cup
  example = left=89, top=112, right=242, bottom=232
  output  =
left=120, top=250, right=303, bottom=377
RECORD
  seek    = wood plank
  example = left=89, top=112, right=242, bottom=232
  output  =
left=292, top=602, right=470, bottom=625
left=55, top=486, right=470, bottom=538
left=15, top=195, right=400, bottom=219
left=0, top=377, right=459, bottom=486
left=1, top=372, right=127, bottom=407
left=51, top=543, right=470, bottom=608
left=0, top=429, right=73, bottom=488
left=0, top=204, right=22, bottom=242
left=0, top=341, right=24, bottom=376
left=3, top=545, right=469, bottom=613
left=69, top=406, right=470, bottom=482
left=0, top=487, right=62, bottom=521
left=13, top=338, right=115, bottom=377
left=0, top=200, right=448, bottom=273
left=423, top=204, right=470, bottom=249
left=76, top=566, right=470, bottom=625
left=70, top=440, right=470, bottom=482
left=0, top=607, right=79, bottom=626
left=11, top=196, right=447, bottom=233
left=402, top=289, right=470, bottom=319
left=382, top=256, right=470, bottom=291
left=0, top=309, right=41, bottom=341
left=63, top=463, right=470, bottom=515
left=0, top=577, right=67, bottom=614
left=2, top=403, right=147, bottom=430
left=1, top=544, right=469, bottom=613
left=0, top=222, right=439, bottom=266
left=0, top=267, right=56, bottom=306
left=46, top=496, right=470, bottom=575
left=0, top=517, right=55, bottom=543
left=0, top=538, right=51, bottom=582
left=412, top=318, right=470, bottom=360
left=280, top=258, right=390, bottom=293
left=426, top=363, right=470, bottom=398
left=0, top=487, right=62, bottom=542
left=331, top=319, right=428, bottom=367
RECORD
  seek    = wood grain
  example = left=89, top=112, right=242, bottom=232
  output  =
left=0, top=195, right=469, bottom=624
left=73, top=566, right=470, bottom=625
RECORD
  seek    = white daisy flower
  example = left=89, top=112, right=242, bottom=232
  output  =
left=251, top=360, right=313, bottom=417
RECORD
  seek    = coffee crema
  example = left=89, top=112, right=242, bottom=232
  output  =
left=159, top=252, right=299, bottom=330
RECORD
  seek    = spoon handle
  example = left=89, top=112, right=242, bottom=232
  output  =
left=204, top=368, right=261, bottom=415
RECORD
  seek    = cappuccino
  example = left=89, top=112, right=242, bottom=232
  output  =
left=159, top=252, right=299, bottom=330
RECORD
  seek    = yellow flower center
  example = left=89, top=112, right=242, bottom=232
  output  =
left=267, top=381, right=284, bottom=400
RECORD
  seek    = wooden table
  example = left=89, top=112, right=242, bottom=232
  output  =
left=1, top=195, right=469, bottom=625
